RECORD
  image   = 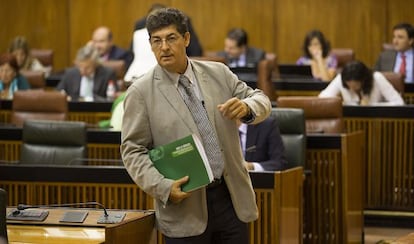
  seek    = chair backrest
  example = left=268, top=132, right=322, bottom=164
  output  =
left=30, top=49, right=54, bottom=68
left=271, top=108, right=306, bottom=168
left=331, top=48, right=355, bottom=71
left=381, top=71, right=405, bottom=95
left=190, top=55, right=226, bottom=64
left=19, top=70, right=45, bottom=89
left=0, top=188, right=7, bottom=243
left=20, top=120, right=87, bottom=165
left=11, top=90, right=68, bottom=127
left=257, top=59, right=277, bottom=102
left=277, top=96, right=343, bottom=134
left=101, top=60, right=126, bottom=81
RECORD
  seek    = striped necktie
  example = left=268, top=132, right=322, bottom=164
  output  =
left=178, top=74, right=224, bottom=178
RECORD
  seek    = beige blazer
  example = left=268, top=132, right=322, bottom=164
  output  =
left=121, top=59, right=271, bottom=237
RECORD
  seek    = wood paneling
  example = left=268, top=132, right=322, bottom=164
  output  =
left=1, top=1, right=413, bottom=71
left=0, top=0, right=69, bottom=71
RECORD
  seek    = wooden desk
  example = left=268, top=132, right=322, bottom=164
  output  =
left=6, top=208, right=155, bottom=244
left=0, top=165, right=303, bottom=244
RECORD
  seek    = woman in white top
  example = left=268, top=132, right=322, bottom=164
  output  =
left=319, top=60, right=404, bottom=105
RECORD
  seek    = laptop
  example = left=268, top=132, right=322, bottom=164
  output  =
left=230, top=66, right=258, bottom=83
left=278, top=64, right=313, bottom=79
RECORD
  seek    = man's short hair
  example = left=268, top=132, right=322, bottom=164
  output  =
left=146, top=8, right=189, bottom=37
left=393, top=22, right=414, bottom=39
left=226, top=28, right=248, bottom=47
left=76, top=45, right=99, bottom=62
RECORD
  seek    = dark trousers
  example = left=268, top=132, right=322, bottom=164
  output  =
left=165, top=180, right=249, bottom=244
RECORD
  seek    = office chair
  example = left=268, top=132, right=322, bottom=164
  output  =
left=0, top=188, right=7, bottom=243
left=271, top=108, right=306, bottom=169
left=30, top=48, right=54, bottom=73
left=20, top=120, right=87, bottom=165
left=331, top=48, right=355, bottom=72
left=277, top=96, right=343, bottom=134
left=20, top=70, right=46, bottom=89
left=11, top=90, right=68, bottom=127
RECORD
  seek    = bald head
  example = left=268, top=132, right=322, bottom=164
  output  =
left=92, top=26, right=113, bottom=56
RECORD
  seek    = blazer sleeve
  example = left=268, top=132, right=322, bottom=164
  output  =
left=318, top=74, right=342, bottom=98
left=372, top=72, right=405, bottom=105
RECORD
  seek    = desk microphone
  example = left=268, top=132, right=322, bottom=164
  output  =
left=11, top=201, right=125, bottom=224
left=17, top=201, right=109, bottom=216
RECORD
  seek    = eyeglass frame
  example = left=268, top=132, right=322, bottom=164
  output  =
left=149, top=33, right=184, bottom=49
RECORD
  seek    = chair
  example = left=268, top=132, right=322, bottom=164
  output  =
left=20, top=120, right=87, bottom=165
left=331, top=48, right=355, bottom=72
left=257, top=59, right=277, bottom=102
left=30, top=48, right=54, bottom=72
left=277, top=96, right=343, bottom=134
left=101, top=60, right=126, bottom=81
left=382, top=43, right=394, bottom=51
left=271, top=108, right=306, bottom=168
left=381, top=71, right=405, bottom=95
left=0, top=188, right=7, bottom=243
left=19, top=70, right=46, bottom=89
left=11, top=90, right=68, bottom=127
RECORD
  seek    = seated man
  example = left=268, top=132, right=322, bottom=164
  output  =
left=374, top=22, right=414, bottom=83
left=90, top=26, right=134, bottom=69
left=56, top=45, right=117, bottom=101
left=238, top=116, right=288, bottom=171
left=218, top=28, right=266, bottom=68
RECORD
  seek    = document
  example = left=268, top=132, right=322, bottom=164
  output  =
left=149, top=134, right=214, bottom=192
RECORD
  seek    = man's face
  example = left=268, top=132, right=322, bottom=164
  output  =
left=224, top=38, right=244, bottom=59
left=392, top=28, right=414, bottom=52
left=92, top=30, right=112, bottom=56
left=149, top=25, right=190, bottom=73
left=76, top=59, right=96, bottom=77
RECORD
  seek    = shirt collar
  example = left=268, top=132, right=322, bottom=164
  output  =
left=239, top=123, right=248, bottom=134
left=162, top=58, right=196, bottom=87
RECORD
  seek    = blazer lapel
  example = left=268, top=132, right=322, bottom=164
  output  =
left=190, top=61, right=216, bottom=126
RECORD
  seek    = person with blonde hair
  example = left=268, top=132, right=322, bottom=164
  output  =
left=8, top=36, right=49, bottom=76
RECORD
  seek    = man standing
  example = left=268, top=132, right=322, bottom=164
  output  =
left=91, top=26, right=134, bottom=69
left=121, top=8, right=271, bottom=244
left=374, top=23, right=414, bottom=83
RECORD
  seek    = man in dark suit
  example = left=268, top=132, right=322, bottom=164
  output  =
left=121, top=8, right=271, bottom=244
left=56, top=45, right=117, bottom=101
left=218, top=28, right=266, bottom=68
left=374, top=22, right=414, bottom=83
left=91, top=26, right=134, bottom=69
left=238, top=116, right=288, bottom=171
left=133, top=3, right=203, bottom=57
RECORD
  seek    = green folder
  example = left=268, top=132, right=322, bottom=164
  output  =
left=149, top=134, right=214, bottom=192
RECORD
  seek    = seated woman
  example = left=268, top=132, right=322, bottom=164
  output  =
left=8, top=36, right=49, bottom=76
left=0, top=54, right=30, bottom=99
left=297, top=30, right=337, bottom=81
left=319, top=60, right=404, bottom=105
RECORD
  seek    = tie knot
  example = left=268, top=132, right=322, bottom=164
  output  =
left=179, top=75, right=191, bottom=89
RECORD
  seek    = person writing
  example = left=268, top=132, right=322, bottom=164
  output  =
left=297, top=30, right=337, bottom=81
left=121, top=8, right=271, bottom=244
left=319, top=60, right=404, bottom=105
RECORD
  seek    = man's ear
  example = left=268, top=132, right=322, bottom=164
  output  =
left=184, top=32, right=190, bottom=48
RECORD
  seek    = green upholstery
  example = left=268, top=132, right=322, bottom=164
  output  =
left=271, top=108, right=306, bottom=168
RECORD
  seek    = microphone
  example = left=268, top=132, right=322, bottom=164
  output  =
left=11, top=201, right=125, bottom=224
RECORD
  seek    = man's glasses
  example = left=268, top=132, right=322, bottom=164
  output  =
left=150, top=34, right=181, bottom=48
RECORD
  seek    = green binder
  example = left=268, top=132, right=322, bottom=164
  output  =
left=149, top=134, right=214, bottom=192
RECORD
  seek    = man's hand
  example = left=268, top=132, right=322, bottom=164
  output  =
left=168, top=176, right=191, bottom=204
left=217, top=97, right=250, bottom=121
left=244, top=161, right=255, bottom=171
